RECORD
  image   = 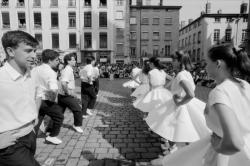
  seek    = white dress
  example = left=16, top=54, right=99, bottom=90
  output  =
left=131, top=72, right=150, bottom=98
left=133, top=69, right=172, bottom=113
left=145, top=70, right=209, bottom=142
left=162, top=79, right=250, bottom=166
left=122, top=67, right=141, bottom=89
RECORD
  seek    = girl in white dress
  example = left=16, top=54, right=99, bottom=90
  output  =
left=153, top=45, right=250, bottom=166
left=147, top=52, right=209, bottom=153
left=133, top=57, right=173, bottom=113
left=122, top=64, right=141, bottom=89
left=131, top=60, right=150, bottom=98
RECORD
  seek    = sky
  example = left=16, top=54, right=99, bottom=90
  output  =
left=162, top=0, right=249, bottom=23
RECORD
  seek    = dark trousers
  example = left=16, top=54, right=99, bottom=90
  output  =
left=0, top=131, right=40, bottom=166
left=81, top=82, right=97, bottom=115
left=93, top=79, right=99, bottom=94
left=38, top=100, right=64, bottom=137
left=58, top=94, right=82, bottom=126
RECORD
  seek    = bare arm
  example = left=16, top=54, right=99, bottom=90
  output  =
left=61, top=81, right=70, bottom=95
left=173, top=80, right=195, bottom=106
left=211, top=104, right=244, bottom=155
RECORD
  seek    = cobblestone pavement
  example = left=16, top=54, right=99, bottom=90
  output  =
left=35, top=79, right=211, bottom=166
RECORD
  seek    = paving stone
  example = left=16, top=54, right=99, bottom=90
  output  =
left=71, top=149, right=82, bottom=158
left=66, top=158, right=79, bottom=166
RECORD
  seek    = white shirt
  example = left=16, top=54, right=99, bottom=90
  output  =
left=132, top=67, right=142, bottom=83
left=31, top=64, right=58, bottom=100
left=0, top=62, right=37, bottom=136
left=79, top=64, right=94, bottom=83
left=59, top=65, right=75, bottom=95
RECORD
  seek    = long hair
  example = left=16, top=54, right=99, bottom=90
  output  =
left=176, top=51, right=193, bottom=71
left=208, top=45, right=250, bottom=77
left=142, top=60, right=150, bottom=74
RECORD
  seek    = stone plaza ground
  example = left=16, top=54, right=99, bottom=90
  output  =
left=35, top=78, right=211, bottom=166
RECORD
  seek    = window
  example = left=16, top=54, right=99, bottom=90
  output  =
left=243, top=18, right=248, bottom=22
left=130, top=17, right=136, bottom=24
left=100, top=32, right=107, bottom=48
left=69, top=33, right=76, bottom=48
left=188, top=36, right=191, bottom=45
left=116, top=43, right=124, bottom=55
left=225, top=29, right=232, bottom=42
left=51, top=0, right=58, bottom=7
left=192, top=49, right=196, bottom=61
left=84, top=32, right=92, bottom=48
left=141, top=18, right=149, bottom=25
left=17, top=0, right=25, bottom=7
left=2, top=12, right=10, bottom=28
left=51, top=12, right=58, bottom=28
left=142, top=45, right=148, bottom=57
left=84, top=0, right=91, bottom=6
left=214, top=29, right=220, bottom=42
left=1, top=0, right=9, bottom=7
left=165, top=44, right=171, bottom=57
left=182, top=39, right=184, bottom=47
left=198, top=31, right=201, bottom=43
left=130, top=32, right=136, bottom=40
left=18, top=12, right=26, bottom=28
left=100, top=0, right=106, bottom=7
left=215, top=17, right=220, bottom=23
left=116, top=0, right=123, bottom=6
left=35, top=33, right=42, bottom=49
left=142, top=32, right=149, bottom=40
left=68, top=12, right=76, bottom=28
left=197, top=48, right=200, bottom=61
left=52, top=33, right=59, bottom=49
left=68, top=0, right=76, bottom=7
left=34, top=12, right=42, bottom=29
left=165, top=32, right=171, bottom=40
left=153, top=45, right=159, bottom=56
left=153, top=32, right=160, bottom=40
left=153, top=18, right=160, bottom=25
left=99, top=12, right=107, bottom=27
left=84, top=12, right=91, bottom=27
left=185, top=38, right=187, bottom=46
left=115, top=11, right=123, bottom=20
left=33, top=0, right=41, bottom=7
left=116, top=28, right=124, bottom=39
left=164, top=18, right=172, bottom=25
left=130, top=47, right=136, bottom=57
left=242, top=29, right=247, bottom=41
left=226, top=17, right=233, bottom=22
left=193, top=33, right=196, bottom=43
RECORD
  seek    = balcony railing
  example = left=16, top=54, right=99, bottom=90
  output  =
left=1, top=1, right=9, bottom=7
left=17, top=2, right=25, bottom=7
left=18, top=24, right=26, bottom=29
left=2, top=24, right=10, bottom=29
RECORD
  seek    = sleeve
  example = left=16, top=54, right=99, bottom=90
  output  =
left=176, top=72, right=189, bottom=84
left=208, top=88, right=231, bottom=108
left=60, top=67, right=70, bottom=83
left=47, top=71, right=58, bottom=90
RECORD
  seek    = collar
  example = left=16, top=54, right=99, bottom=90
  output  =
left=4, top=62, right=31, bottom=81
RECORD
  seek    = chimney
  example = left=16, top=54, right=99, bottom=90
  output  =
left=217, top=9, right=222, bottom=14
left=201, top=11, right=205, bottom=16
left=240, top=3, right=248, bottom=14
left=159, top=0, right=163, bottom=6
left=205, top=2, right=211, bottom=14
left=188, top=19, right=193, bottom=24
left=181, top=21, right=186, bottom=28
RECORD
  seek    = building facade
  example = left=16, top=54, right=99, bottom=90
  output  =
left=179, top=3, right=248, bottom=63
left=129, top=0, right=181, bottom=64
left=0, top=0, right=129, bottom=64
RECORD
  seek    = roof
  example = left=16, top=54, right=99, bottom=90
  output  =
left=130, top=5, right=182, bottom=10
left=180, top=13, right=248, bottom=31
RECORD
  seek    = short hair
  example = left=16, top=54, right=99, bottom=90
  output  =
left=41, top=49, right=59, bottom=63
left=63, top=53, right=76, bottom=66
left=86, top=56, right=95, bottom=64
left=1, top=30, right=38, bottom=56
